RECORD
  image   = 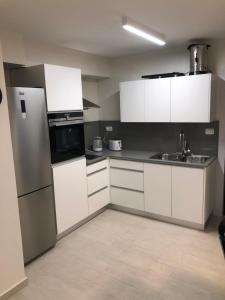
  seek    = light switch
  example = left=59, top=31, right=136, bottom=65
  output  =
left=105, top=126, right=113, bottom=132
left=205, top=128, right=215, bottom=135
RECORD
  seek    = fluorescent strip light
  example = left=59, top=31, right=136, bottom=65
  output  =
left=122, top=17, right=166, bottom=46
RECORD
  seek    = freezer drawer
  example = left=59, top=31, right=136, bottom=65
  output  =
left=18, top=186, right=56, bottom=264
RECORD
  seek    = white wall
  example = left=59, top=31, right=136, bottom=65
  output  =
left=0, top=43, right=26, bottom=298
left=98, top=47, right=189, bottom=120
left=209, top=39, right=225, bottom=216
left=0, top=30, right=112, bottom=78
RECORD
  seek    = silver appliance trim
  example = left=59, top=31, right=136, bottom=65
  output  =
left=49, top=119, right=84, bottom=127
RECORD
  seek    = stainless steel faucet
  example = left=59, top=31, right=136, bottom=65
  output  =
left=178, top=130, right=191, bottom=156
left=178, top=130, right=185, bottom=153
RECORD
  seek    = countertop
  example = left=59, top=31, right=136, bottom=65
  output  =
left=86, top=149, right=217, bottom=168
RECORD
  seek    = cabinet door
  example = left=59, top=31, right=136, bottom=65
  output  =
left=171, top=74, right=211, bottom=122
left=89, top=187, right=110, bottom=215
left=172, top=166, right=204, bottom=224
left=111, top=187, right=144, bottom=211
left=53, top=158, right=88, bottom=234
left=145, top=78, right=171, bottom=122
left=120, top=80, right=145, bottom=122
left=44, top=64, right=83, bottom=112
left=144, top=164, right=172, bottom=217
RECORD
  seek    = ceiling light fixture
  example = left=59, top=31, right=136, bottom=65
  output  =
left=122, top=16, right=166, bottom=46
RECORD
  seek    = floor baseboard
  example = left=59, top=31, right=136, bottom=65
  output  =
left=0, top=277, right=28, bottom=300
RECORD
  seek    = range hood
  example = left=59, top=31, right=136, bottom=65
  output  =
left=83, top=98, right=100, bottom=110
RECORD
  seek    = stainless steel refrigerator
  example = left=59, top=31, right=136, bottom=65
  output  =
left=7, top=87, right=56, bottom=264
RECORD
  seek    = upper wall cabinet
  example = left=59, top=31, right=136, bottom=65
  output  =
left=10, top=64, right=83, bottom=112
left=120, top=80, right=145, bottom=122
left=145, top=78, right=170, bottom=122
left=171, top=74, right=215, bottom=123
left=44, top=64, right=83, bottom=112
left=120, top=74, right=216, bottom=123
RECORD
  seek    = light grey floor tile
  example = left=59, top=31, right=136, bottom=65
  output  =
left=9, top=209, right=225, bottom=300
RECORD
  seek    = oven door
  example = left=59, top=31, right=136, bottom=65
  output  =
left=49, top=121, right=85, bottom=164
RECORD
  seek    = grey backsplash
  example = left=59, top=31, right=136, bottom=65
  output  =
left=85, top=121, right=219, bottom=156
left=84, top=121, right=101, bottom=149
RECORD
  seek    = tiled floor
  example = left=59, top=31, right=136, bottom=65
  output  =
left=9, top=209, right=225, bottom=300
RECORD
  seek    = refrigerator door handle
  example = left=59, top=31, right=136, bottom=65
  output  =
left=20, top=100, right=26, bottom=113
left=0, top=88, right=2, bottom=104
left=20, top=99, right=27, bottom=119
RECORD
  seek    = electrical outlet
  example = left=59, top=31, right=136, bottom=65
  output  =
left=105, top=126, right=113, bottom=132
left=205, top=128, right=215, bottom=135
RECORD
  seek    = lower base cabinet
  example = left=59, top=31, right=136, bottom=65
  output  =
left=87, top=159, right=110, bottom=215
left=89, top=187, right=110, bottom=215
left=143, top=162, right=215, bottom=226
left=172, top=166, right=204, bottom=224
left=144, top=164, right=172, bottom=217
left=111, top=186, right=144, bottom=210
left=53, top=157, right=88, bottom=234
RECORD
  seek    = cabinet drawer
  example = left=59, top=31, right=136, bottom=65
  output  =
left=88, top=168, right=109, bottom=195
left=111, top=187, right=144, bottom=211
left=87, top=159, right=107, bottom=175
left=110, top=159, right=143, bottom=171
left=110, top=168, right=143, bottom=191
left=88, top=187, right=110, bottom=215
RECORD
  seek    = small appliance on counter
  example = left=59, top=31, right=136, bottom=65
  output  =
left=109, top=139, right=122, bottom=151
left=93, top=136, right=103, bottom=152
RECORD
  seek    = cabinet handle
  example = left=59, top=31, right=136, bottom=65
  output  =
left=0, top=89, right=2, bottom=104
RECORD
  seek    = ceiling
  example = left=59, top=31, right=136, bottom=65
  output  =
left=0, top=0, right=225, bottom=57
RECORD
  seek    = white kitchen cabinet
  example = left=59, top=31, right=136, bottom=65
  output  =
left=120, top=80, right=145, bottom=122
left=87, top=168, right=109, bottom=195
left=10, top=64, right=83, bottom=112
left=52, top=157, right=88, bottom=234
left=171, top=166, right=204, bottom=224
left=144, top=163, right=172, bottom=217
left=89, top=188, right=110, bottom=215
left=145, top=78, right=171, bottom=122
left=171, top=74, right=215, bottom=122
left=44, top=64, right=83, bottom=112
left=87, top=159, right=110, bottom=215
left=111, top=187, right=144, bottom=211
left=110, top=168, right=144, bottom=191
left=110, top=159, right=144, bottom=171
left=120, top=74, right=216, bottom=123
left=109, top=159, right=144, bottom=210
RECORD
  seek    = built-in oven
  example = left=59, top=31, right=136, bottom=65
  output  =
left=48, top=111, right=85, bottom=164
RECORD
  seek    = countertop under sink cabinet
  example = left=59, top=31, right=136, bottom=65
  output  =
left=87, top=159, right=110, bottom=215
left=143, top=161, right=216, bottom=227
left=172, top=162, right=216, bottom=225
left=52, top=157, right=88, bottom=235
left=10, top=64, right=83, bottom=112
left=120, top=74, right=216, bottom=123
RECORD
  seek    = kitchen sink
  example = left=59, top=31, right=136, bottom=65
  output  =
left=150, top=153, right=210, bottom=164
left=185, top=155, right=210, bottom=163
